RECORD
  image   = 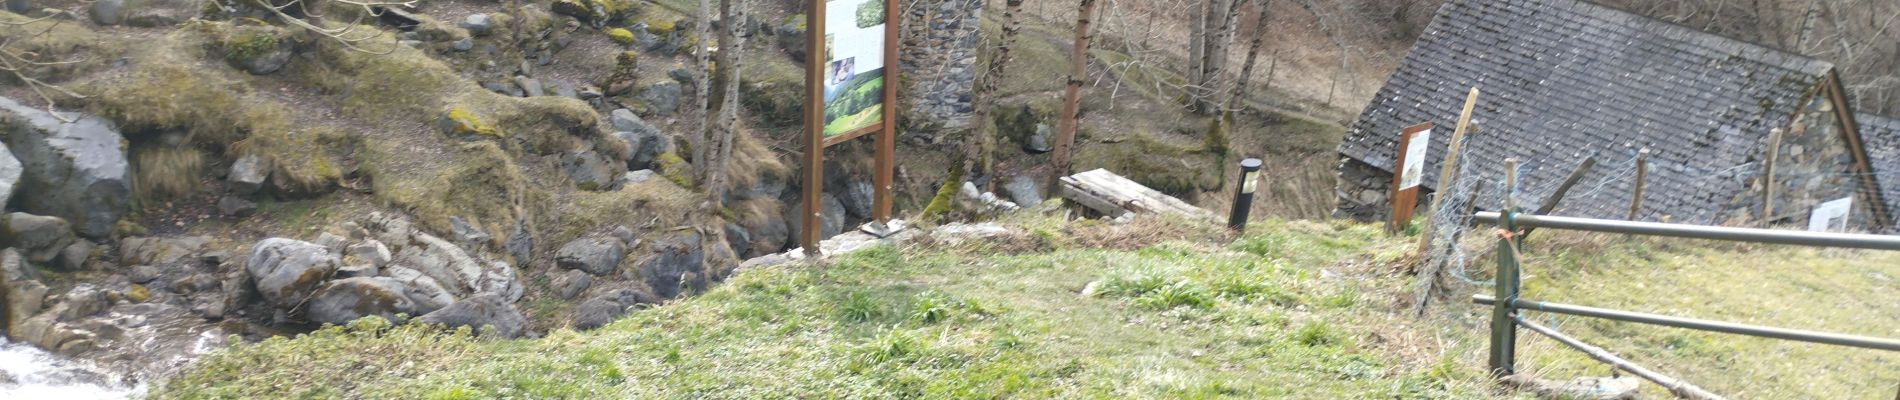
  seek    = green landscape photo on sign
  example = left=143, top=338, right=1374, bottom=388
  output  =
left=822, top=0, right=885, bottom=137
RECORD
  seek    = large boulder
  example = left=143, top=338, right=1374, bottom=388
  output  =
left=785, top=194, right=846, bottom=243
left=1004, top=175, right=1044, bottom=207
left=610, top=109, right=669, bottom=170
left=562, top=150, right=621, bottom=191
left=390, top=233, right=521, bottom=301
left=416, top=294, right=525, bottom=338
left=245, top=238, right=341, bottom=309
left=305, top=277, right=445, bottom=326
left=555, top=236, right=625, bottom=276
left=639, top=81, right=683, bottom=116
left=840, top=181, right=875, bottom=220
left=0, top=97, right=130, bottom=239
left=637, top=232, right=706, bottom=299
left=3, top=213, right=76, bottom=265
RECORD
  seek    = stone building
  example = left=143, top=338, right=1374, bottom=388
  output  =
left=898, top=0, right=982, bottom=132
left=1335, top=0, right=1893, bottom=230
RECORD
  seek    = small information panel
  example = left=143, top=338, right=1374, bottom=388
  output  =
left=1399, top=128, right=1432, bottom=189
left=802, top=0, right=898, bottom=255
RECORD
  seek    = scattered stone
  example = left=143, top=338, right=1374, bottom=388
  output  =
left=614, top=127, right=668, bottom=170
left=391, top=232, right=522, bottom=301
left=514, top=76, right=545, bottom=97
left=448, top=216, right=491, bottom=248
left=171, top=273, right=217, bottom=293
left=366, top=212, right=415, bottom=249
left=5, top=213, right=76, bottom=264
left=55, top=241, right=93, bottom=271
left=547, top=79, right=579, bottom=99
left=1024, top=123, right=1053, bottom=153
left=460, top=14, right=493, bottom=36
left=503, top=219, right=533, bottom=265
left=89, top=0, right=124, bottom=25
left=118, top=236, right=208, bottom=266
left=58, top=285, right=111, bottom=321
left=122, top=0, right=197, bottom=27
left=128, top=265, right=161, bottom=284
left=451, top=38, right=474, bottom=52
left=639, top=81, right=683, bottom=116
left=840, top=181, right=875, bottom=219
left=313, top=232, right=348, bottom=254
left=609, top=226, right=637, bottom=244
left=345, top=240, right=392, bottom=267
left=555, top=236, right=625, bottom=276
left=723, top=223, right=751, bottom=259
left=552, top=268, right=591, bottom=300
left=1004, top=175, right=1043, bottom=206
left=245, top=238, right=341, bottom=309
left=1, top=249, right=49, bottom=338
left=416, top=293, right=525, bottom=338
left=562, top=150, right=620, bottom=191
left=571, top=289, right=657, bottom=330
left=484, top=80, right=525, bottom=97
left=0, top=97, right=131, bottom=239
left=381, top=266, right=457, bottom=308
left=619, top=170, right=657, bottom=185
left=217, top=196, right=256, bottom=218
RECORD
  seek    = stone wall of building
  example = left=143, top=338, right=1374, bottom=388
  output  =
left=899, top=0, right=981, bottom=133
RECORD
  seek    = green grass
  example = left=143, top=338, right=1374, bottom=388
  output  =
left=1507, top=232, right=1900, bottom=399
left=152, top=217, right=1900, bottom=399
left=824, top=103, right=883, bottom=136
left=152, top=218, right=1504, bottom=399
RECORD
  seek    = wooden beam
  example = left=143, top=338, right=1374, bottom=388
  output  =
left=872, top=0, right=898, bottom=223
left=1821, top=70, right=1892, bottom=228
left=1628, top=148, right=1649, bottom=221
left=800, top=0, right=826, bottom=257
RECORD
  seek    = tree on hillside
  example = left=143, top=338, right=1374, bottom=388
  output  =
left=1185, top=0, right=1243, bottom=115
left=967, top=0, right=1026, bottom=190
left=1228, top=0, right=1273, bottom=109
left=703, top=0, right=750, bottom=203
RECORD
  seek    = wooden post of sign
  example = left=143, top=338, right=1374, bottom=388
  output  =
left=1387, top=122, right=1434, bottom=235
left=872, top=0, right=898, bottom=223
left=1628, top=148, right=1648, bottom=220
left=1760, top=128, right=1784, bottom=227
left=801, top=0, right=827, bottom=257
left=1046, top=0, right=1100, bottom=197
left=1414, top=88, right=1481, bottom=262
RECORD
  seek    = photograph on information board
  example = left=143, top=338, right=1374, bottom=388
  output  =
left=822, top=0, right=886, bottom=137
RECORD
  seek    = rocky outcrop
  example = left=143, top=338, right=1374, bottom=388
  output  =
left=0, top=97, right=130, bottom=239
left=305, top=277, right=446, bottom=326
left=227, top=153, right=270, bottom=195
left=245, top=238, right=341, bottom=309
left=119, top=236, right=209, bottom=266
left=1, top=249, right=49, bottom=339
left=562, top=150, right=621, bottom=191
left=556, top=235, right=625, bottom=276
left=390, top=232, right=522, bottom=302
left=4, top=213, right=76, bottom=265
left=416, top=294, right=525, bottom=338
left=610, top=109, right=669, bottom=170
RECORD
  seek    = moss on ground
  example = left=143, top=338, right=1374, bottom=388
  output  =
left=606, top=28, right=636, bottom=44
left=1072, top=132, right=1221, bottom=195
left=367, top=141, right=531, bottom=242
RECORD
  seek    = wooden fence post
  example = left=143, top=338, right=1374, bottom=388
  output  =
left=1521, top=156, right=1595, bottom=239
left=1761, top=128, right=1784, bottom=227
left=1490, top=158, right=1521, bottom=378
left=1415, top=88, right=1481, bottom=260
left=1628, top=148, right=1648, bottom=221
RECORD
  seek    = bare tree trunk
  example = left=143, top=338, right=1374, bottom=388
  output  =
left=706, top=0, right=749, bottom=202
left=1186, top=0, right=1241, bottom=115
left=691, top=0, right=715, bottom=184
left=1188, top=0, right=1209, bottom=106
left=967, top=0, right=1025, bottom=190
left=1229, top=0, right=1273, bottom=109
left=1047, top=0, right=1101, bottom=197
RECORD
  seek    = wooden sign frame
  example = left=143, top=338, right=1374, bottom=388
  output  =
left=803, top=0, right=899, bottom=256
left=1388, top=122, right=1434, bottom=234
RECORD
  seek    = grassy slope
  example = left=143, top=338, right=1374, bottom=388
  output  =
left=151, top=216, right=1900, bottom=399
left=1508, top=232, right=1900, bottom=399
left=152, top=217, right=1509, bottom=399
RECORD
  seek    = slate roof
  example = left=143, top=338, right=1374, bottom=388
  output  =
left=1340, top=0, right=1845, bottom=223
left=1860, top=113, right=1900, bottom=225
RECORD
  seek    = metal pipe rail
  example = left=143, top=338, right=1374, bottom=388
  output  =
left=1475, top=295, right=1900, bottom=352
left=1473, top=211, right=1900, bottom=250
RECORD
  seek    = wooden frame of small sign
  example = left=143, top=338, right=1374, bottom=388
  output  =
left=803, top=0, right=900, bottom=256
left=1388, top=122, right=1434, bottom=234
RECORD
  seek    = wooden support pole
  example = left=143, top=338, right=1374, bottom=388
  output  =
left=1414, top=88, right=1481, bottom=262
left=1489, top=157, right=1520, bottom=378
left=1521, top=156, right=1595, bottom=238
left=1761, top=128, right=1784, bottom=227
left=1514, top=317, right=1727, bottom=400
left=872, top=0, right=898, bottom=223
left=1045, top=0, right=1100, bottom=197
left=1628, top=148, right=1649, bottom=221
left=799, top=0, right=826, bottom=257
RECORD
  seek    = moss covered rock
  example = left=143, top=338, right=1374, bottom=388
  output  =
left=440, top=106, right=501, bottom=137
left=606, top=27, right=636, bottom=44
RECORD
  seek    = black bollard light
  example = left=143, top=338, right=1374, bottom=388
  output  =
left=1229, top=158, right=1263, bottom=231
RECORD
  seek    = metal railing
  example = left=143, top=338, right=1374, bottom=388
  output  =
left=1471, top=210, right=1900, bottom=399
